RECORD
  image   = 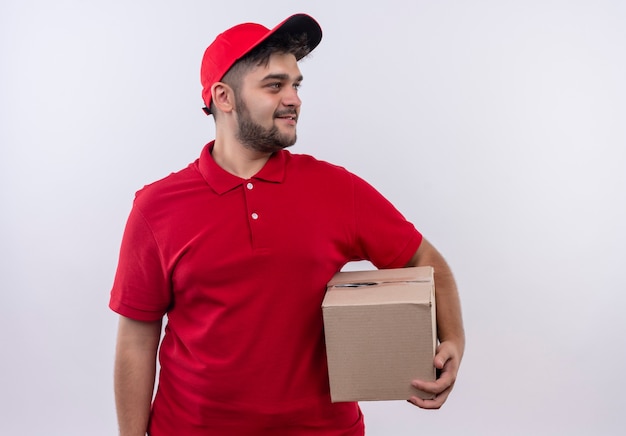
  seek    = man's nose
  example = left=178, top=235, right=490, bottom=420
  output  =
left=282, top=87, right=301, bottom=107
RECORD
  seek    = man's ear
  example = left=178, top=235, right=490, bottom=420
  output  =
left=211, top=82, right=235, bottom=114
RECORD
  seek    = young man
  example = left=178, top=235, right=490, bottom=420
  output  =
left=110, top=13, right=464, bottom=436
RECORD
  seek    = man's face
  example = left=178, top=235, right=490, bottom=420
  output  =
left=233, top=52, right=303, bottom=153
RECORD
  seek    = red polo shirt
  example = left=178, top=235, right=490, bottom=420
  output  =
left=110, top=142, right=422, bottom=435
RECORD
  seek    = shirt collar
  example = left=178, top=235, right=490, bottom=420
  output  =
left=197, top=141, right=287, bottom=195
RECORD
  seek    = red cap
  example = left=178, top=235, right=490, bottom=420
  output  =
left=200, top=14, right=322, bottom=113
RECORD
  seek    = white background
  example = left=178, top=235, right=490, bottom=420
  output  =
left=1, top=1, right=625, bottom=435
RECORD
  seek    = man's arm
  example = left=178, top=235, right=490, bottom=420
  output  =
left=406, top=238, right=465, bottom=409
left=114, top=316, right=162, bottom=436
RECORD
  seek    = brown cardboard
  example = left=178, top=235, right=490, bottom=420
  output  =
left=322, top=266, right=437, bottom=402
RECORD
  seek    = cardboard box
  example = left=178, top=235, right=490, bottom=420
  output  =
left=322, top=266, right=437, bottom=402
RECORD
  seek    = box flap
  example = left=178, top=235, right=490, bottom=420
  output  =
left=322, top=282, right=433, bottom=307
left=324, top=266, right=434, bottom=307
left=327, top=266, right=433, bottom=287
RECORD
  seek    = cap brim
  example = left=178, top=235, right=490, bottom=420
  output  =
left=270, top=13, right=323, bottom=59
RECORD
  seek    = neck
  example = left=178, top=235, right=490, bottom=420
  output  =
left=211, top=137, right=272, bottom=179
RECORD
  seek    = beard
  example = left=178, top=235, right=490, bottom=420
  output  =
left=234, top=94, right=298, bottom=153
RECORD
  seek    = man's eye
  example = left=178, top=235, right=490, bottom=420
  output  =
left=293, top=83, right=302, bottom=90
left=268, top=83, right=281, bottom=89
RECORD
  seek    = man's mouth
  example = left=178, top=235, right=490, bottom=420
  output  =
left=275, top=112, right=298, bottom=122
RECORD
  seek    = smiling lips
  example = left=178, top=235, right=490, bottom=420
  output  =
left=275, top=111, right=298, bottom=124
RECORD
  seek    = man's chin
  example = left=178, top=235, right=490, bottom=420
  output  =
left=283, top=135, right=297, bottom=148
left=236, top=120, right=297, bottom=152
left=275, top=131, right=297, bottom=149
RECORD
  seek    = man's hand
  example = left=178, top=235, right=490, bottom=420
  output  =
left=408, top=340, right=462, bottom=409
left=405, top=238, right=464, bottom=409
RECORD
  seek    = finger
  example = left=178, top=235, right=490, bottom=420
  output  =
left=408, top=386, right=452, bottom=410
left=412, top=358, right=456, bottom=391
left=411, top=372, right=451, bottom=396
left=434, top=342, right=454, bottom=369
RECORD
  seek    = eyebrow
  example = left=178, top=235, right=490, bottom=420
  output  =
left=261, top=73, right=304, bottom=82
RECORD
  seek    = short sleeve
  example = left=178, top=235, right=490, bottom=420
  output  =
left=109, top=203, right=172, bottom=321
left=350, top=174, right=422, bottom=269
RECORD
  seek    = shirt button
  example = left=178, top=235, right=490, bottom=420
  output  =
left=251, top=213, right=259, bottom=220
left=246, top=182, right=254, bottom=190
